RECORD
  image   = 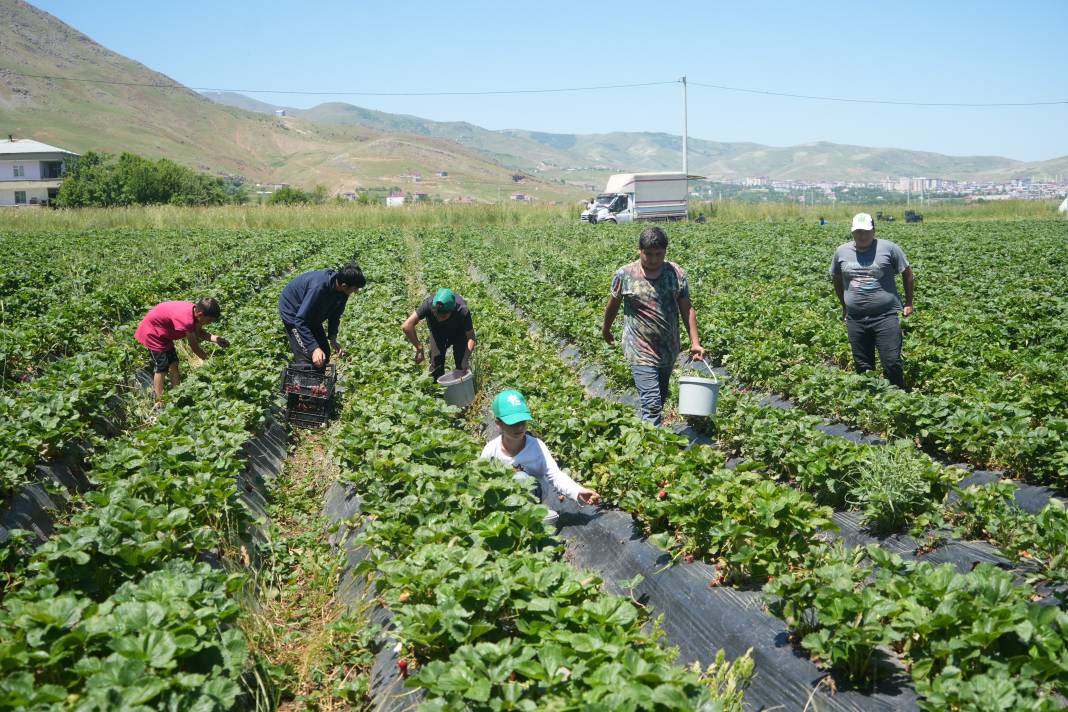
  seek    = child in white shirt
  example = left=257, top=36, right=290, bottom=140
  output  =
left=480, top=389, right=600, bottom=506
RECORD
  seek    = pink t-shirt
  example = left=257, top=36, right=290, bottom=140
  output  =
left=135, top=301, right=197, bottom=351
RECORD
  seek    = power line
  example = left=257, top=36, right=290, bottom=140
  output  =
left=5, top=70, right=1065, bottom=106
left=2, top=71, right=677, bottom=96
left=688, top=80, right=1067, bottom=107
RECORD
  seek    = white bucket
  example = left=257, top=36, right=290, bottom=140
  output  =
left=678, top=361, right=720, bottom=417
left=437, top=369, right=475, bottom=408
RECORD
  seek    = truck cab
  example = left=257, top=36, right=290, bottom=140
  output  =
left=581, top=193, right=633, bottom=224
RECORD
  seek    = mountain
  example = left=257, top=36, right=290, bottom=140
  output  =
left=206, top=92, right=1068, bottom=184
left=0, top=0, right=579, bottom=201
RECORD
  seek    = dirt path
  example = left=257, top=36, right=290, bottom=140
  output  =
left=243, top=428, right=375, bottom=711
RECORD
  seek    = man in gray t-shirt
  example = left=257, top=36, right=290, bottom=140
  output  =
left=830, top=213, right=915, bottom=389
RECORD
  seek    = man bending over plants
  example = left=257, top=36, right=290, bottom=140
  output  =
left=135, top=297, right=228, bottom=401
left=402, top=287, right=477, bottom=380
left=602, top=227, right=705, bottom=426
left=830, top=213, right=914, bottom=390
left=481, top=389, right=600, bottom=520
left=278, top=264, right=365, bottom=369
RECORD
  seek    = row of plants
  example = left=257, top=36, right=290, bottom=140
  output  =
left=329, top=235, right=754, bottom=709
left=462, top=226, right=1068, bottom=594
left=767, top=542, right=1068, bottom=710
left=0, top=230, right=280, bottom=385
left=0, top=233, right=369, bottom=709
left=420, top=228, right=836, bottom=584
left=0, top=228, right=214, bottom=324
left=0, top=235, right=309, bottom=498
left=460, top=227, right=963, bottom=537
left=437, top=229, right=1068, bottom=709
left=504, top=223, right=1068, bottom=489
left=541, top=220, right=1068, bottom=417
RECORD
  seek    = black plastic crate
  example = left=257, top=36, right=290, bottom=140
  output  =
left=281, top=364, right=336, bottom=400
left=281, top=364, right=336, bottom=428
left=285, top=393, right=331, bottom=428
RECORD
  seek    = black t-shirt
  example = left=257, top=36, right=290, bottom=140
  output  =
left=416, top=293, right=473, bottom=344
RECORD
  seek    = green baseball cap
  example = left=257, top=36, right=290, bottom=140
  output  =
left=432, top=288, right=456, bottom=312
left=492, top=389, right=532, bottom=425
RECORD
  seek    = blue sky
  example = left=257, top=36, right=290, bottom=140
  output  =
left=32, top=0, right=1068, bottom=161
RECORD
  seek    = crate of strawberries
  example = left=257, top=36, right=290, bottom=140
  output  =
left=281, top=364, right=336, bottom=428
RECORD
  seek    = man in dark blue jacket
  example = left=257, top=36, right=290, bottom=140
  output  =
left=279, top=264, right=365, bottom=368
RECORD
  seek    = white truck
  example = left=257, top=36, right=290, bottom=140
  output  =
left=580, top=171, right=693, bottom=224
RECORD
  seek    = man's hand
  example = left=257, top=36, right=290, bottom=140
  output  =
left=214, top=336, right=230, bottom=348
left=842, top=306, right=848, bottom=322
left=902, top=305, right=913, bottom=318
left=331, top=339, right=345, bottom=358
left=312, top=348, right=326, bottom=368
left=577, top=488, right=601, bottom=506
left=602, top=328, right=615, bottom=345
left=414, top=347, right=425, bottom=364
left=689, top=344, right=706, bottom=361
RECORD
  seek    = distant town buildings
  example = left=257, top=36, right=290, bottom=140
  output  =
left=0, top=136, right=77, bottom=207
left=692, top=174, right=1068, bottom=203
left=274, top=109, right=287, bottom=117
left=386, top=192, right=406, bottom=207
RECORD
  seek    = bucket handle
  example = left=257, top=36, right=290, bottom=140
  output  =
left=686, top=356, right=718, bottom=383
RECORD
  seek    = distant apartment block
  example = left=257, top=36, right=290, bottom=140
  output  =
left=0, top=136, right=77, bottom=207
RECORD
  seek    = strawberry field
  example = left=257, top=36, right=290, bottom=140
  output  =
left=1, top=217, right=1066, bottom=711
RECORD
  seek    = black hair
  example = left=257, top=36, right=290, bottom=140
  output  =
left=195, top=297, right=221, bottom=320
left=638, top=227, right=669, bottom=250
left=336, top=263, right=366, bottom=289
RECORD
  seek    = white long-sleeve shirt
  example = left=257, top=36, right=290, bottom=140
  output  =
left=480, top=434, right=583, bottom=501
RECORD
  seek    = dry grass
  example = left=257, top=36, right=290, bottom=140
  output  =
left=2, top=198, right=1060, bottom=234
left=242, top=430, right=375, bottom=711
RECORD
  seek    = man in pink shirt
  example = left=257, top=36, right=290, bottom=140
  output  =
left=135, top=298, right=228, bottom=401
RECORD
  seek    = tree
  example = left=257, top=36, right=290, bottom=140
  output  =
left=55, top=151, right=240, bottom=208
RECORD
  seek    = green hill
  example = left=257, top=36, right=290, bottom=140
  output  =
left=205, top=94, right=1068, bottom=183
left=0, top=0, right=580, bottom=202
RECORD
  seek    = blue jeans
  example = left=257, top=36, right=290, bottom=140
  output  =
left=631, top=364, right=673, bottom=426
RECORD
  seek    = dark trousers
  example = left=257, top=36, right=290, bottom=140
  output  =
left=845, top=312, right=907, bottom=390
left=284, top=322, right=329, bottom=368
left=430, top=333, right=466, bottom=380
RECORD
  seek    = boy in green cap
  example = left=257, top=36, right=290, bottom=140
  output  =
left=402, top=288, right=477, bottom=380
left=481, top=389, right=600, bottom=514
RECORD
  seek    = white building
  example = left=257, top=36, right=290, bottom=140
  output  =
left=386, top=192, right=405, bottom=208
left=0, top=136, right=77, bottom=207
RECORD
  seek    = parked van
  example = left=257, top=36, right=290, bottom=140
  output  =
left=580, top=172, right=694, bottom=224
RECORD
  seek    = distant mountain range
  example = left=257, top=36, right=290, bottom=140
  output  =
left=203, top=91, right=1068, bottom=184
left=2, top=0, right=1064, bottom=203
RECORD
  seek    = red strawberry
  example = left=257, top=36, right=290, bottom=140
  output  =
left=657, top=489, right=667, bottom=500
left=398, top=659, right=409, bottom=677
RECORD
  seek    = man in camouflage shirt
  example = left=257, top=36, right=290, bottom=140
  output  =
left=602, top=227, right=706, bottom=426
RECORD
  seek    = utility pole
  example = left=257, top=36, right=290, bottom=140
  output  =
left=681, top=75, right=689, bottom=220
left=681, top=75, right=689, bottom=177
